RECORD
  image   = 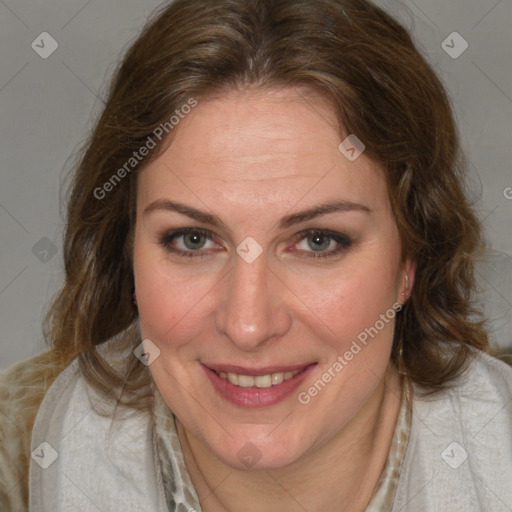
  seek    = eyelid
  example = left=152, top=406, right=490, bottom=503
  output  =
left=290, top=228, right=352, bottom=246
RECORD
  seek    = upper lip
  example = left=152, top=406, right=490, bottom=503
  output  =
left=203, top=362, right=316, bottom=376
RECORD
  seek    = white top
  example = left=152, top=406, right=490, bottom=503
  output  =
left=28, top=339, right=512, bottom=511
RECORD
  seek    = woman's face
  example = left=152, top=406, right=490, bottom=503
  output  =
left=133, top=87, right=413, bottom=470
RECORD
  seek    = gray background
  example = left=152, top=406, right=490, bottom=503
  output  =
left=0, top=0, right=511, bottom=370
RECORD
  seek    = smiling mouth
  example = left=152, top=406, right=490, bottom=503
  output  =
left=213, top=368, right=304, bottom=388
left=203, top=363, right=317, bottom=407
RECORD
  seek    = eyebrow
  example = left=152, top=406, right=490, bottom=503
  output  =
left=143, top=199, right=371, bottom=230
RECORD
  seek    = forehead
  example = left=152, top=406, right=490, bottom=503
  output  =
left=157, top=87, right=347, bottom=176
left=138, top=87, right=389, bottom=216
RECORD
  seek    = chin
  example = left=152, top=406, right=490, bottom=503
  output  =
left=203, top=423, right=314, bottom=471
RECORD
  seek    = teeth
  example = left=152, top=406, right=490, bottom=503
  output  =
left=238, top=375, right=255, bottom=387
left=216, top=369, right=302, bottom=388
left=272, top=373, right=284, bottom=385
left=227, top=373, right=238, bottom=385
left=255, top=375, right=272, bottom=388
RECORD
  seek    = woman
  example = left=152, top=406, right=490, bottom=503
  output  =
left=1, top=0, right=511, bottom=510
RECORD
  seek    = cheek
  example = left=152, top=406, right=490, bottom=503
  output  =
left=132, top=236, right=205, bottom=344
left=136, top=271, right=212, bottom=344
left=291, top=257, right=400, bottom=356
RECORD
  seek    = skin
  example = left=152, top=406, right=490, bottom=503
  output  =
left=133, top=86, right=415, bottom=512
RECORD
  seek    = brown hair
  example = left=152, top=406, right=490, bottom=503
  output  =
left=44, top=0, right=490, bottom=412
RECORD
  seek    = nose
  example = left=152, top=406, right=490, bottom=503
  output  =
left=214, top=250, right=292, bottom=352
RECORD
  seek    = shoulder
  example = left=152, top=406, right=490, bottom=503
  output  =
left=446, top=348, right=511, bottom=395
left=461, top=349, right=512, bottom=391
left=394, top=350, right=512, bottom=511
left=414, top=348, right=512, bottom=446
left=0, top=350, right=70, bottom=512
left=418, top=349, right=512, bottom=420
left=28, top=339, right=168, bottom=512
left=411, top=349, right=512, bottom=421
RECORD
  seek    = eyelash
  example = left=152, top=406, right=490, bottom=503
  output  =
left=157, top=228, right=352, bottom=260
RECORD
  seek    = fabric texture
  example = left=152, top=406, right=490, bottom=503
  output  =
left=0, top=350, right=67, bottom=512
left=153, top=387, right=203, bottom=511
left=392, top=350, right=512, bottom=511
left=27, top=354, right=168, bottom=512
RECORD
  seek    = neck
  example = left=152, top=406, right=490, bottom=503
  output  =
left=177, top=364, right=403, bottom=512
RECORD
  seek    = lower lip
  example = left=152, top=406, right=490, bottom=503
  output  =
left=203, top=364, right=317, bottom=407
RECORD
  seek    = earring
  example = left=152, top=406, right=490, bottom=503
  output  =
left=133, top=290, right=137, bottom=305
left=397, top=336, right=408, bottom=377
left=400, top=274, right=409, bottom=298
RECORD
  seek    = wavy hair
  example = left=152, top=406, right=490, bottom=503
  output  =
left=44, top=0, right=490, bottom=413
